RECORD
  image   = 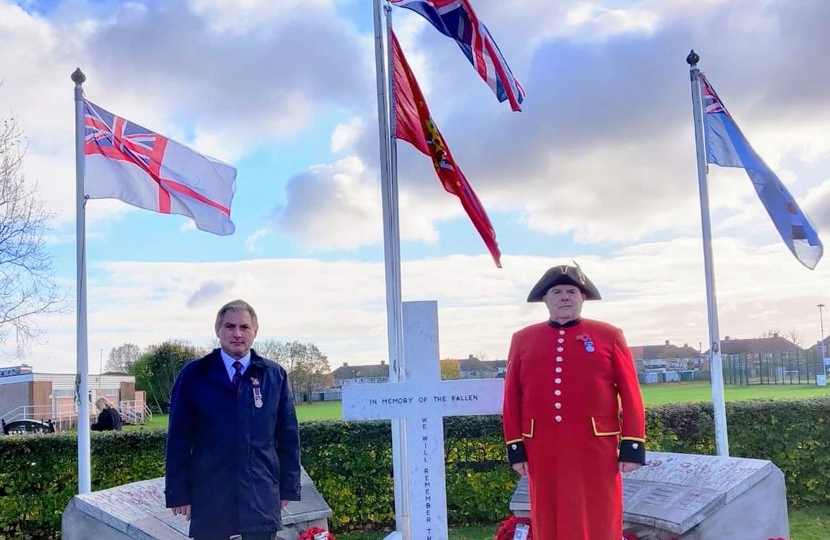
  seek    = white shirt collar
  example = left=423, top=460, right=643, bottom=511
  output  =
left=219, top=349, right=252, bottom=382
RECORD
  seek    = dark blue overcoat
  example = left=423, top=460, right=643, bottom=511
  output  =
left=165, top=349, right=301, bottom=538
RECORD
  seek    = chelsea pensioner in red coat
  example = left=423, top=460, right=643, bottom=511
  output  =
left=502, top=265, right=646, bottom=540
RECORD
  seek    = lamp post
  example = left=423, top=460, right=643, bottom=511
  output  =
left=819, top=303, right=826, bottom=360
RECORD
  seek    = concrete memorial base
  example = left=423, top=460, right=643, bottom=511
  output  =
left=510, top=451, right=789, bottom=540
left=62, top=468, right=331, bottom=540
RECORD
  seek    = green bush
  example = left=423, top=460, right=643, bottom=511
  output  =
left=2, top=399, right=830, bottom=538
left=0, top=429, right=166, bottom=539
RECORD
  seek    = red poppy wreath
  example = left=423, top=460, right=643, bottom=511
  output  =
left=493, top=515, right=531, bottom=540
left=297, top=526, right=336, bottom=540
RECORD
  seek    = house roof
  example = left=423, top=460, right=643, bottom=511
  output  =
left=629, top=344, right=701, bottom=360
left=482, top=360, right=507, bottom=368
left=805, top=336, right=830, bottom=355
left=331, top=363, right=389, bottom=379
left=457, top=357, right=497, bottom=372
left=715, top=336, right=803, bottom=355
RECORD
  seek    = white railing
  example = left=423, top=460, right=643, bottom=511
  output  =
left=1, top=404, right=79, bottom=431
left=118, top=400, right=152, bottom=424
left=2, top=400, right=152, bottom=432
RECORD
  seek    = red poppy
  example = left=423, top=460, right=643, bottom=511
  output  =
left=297, top=526, right=336, bottom=540
left=494, top=515, right=532, bottom=540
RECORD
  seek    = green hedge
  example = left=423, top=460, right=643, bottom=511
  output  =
left=2, top=398, right=830, bottom=538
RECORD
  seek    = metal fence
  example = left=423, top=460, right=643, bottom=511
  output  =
left=636, top=349, right=828, bottom=386
left=720, top=349, right=827, bottom=385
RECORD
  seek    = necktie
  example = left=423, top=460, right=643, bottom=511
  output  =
left=232, top=361, right=243, bottom=387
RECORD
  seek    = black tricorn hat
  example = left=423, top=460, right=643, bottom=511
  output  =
left=527, top=264, right=602, bottom=302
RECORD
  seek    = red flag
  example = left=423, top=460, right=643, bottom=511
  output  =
left=392, top=32, right=502, bottom=267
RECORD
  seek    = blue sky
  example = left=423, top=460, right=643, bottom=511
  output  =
left=1, top=0, right=829, bottom=372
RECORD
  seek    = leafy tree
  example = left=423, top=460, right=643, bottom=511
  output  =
left=133, top=340, right=206, bottom=412
left=0, top=115, right=64, bottom=351
left=441, top=359, right=461, bottom=380
left=105, top=342, right=142, bottom=373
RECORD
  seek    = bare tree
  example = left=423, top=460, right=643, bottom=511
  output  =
left=786, top=329, right=803, bottom=347
left=254, top=339, right=330, bottom=399
left=0, top=115, right=64, bottom=351
left=106, top=343, right=142, bottom=373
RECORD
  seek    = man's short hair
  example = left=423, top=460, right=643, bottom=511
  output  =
left=215, top=299, right=259, bottom=332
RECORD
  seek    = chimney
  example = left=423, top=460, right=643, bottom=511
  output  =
left=469, top=354, right=474, bottom=360
left=381, top=360, right=386, bottom=366
left=342, top=362, right=348, bottom=367
left=665, top=340, right=670, bottom=346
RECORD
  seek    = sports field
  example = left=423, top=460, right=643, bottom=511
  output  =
left=294, top=381, right=830, bottom=421
left=135, top=382, right=830, bottom=426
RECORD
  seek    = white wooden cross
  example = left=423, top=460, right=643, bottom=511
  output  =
left=342, top=301, right=504, bottom=540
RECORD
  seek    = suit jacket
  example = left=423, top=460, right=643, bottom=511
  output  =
left=165, top=349, right=301, bottom=538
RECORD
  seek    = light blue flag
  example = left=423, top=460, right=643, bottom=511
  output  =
left=700, top=74, right=823, bottom=269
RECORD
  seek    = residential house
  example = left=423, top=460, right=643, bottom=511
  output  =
left=331, top=361, right=390, bottom=388
left=482, top=360, right=507, bottom=377
left=806, top=336, right=830, bottom=361
left=715, top=335, right=802, bottom=359
left=457, top=355, right=499, bottom=379
left=629, top=341, right=704, bottom=383
left=629, top=341, right=704, bottom=371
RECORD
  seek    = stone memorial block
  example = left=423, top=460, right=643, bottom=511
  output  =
left=62, top=468, right=331, bottom=540
left=510, top=451, right=788, bottom=540
left=342, top=301, right=504, bottom=540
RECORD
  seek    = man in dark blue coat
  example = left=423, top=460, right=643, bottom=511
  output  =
left=165, top=299, right=301, bottom=540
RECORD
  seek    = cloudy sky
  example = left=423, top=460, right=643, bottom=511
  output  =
left=1, top=0, right=828, bottom=374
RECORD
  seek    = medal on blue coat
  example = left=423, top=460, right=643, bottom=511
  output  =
left=251, top=377, right=263, bottom=408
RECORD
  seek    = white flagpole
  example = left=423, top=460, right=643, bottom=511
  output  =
left=71, top=68, right=92, bottom=493
left=373, top=1, right=409, bottom=538
left=687, top=51, right=729, bottom=456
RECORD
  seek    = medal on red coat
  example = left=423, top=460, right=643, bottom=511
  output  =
left=577, top=333, right=595, bottom=353
left=251, top=377, right=263, bottom=408
left=513, top=523, right=529, bottom=539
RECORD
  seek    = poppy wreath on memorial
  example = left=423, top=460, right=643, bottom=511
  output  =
left=297, top=526, right=336, bottom=540
left=493, top=515, right=531, bottom=540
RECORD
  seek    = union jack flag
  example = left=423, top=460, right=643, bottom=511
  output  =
left=391, top=0, right=525, bottom=111
left=84, top=100, right=236, bottom=236
left=700, top=75, right=726, bottom=115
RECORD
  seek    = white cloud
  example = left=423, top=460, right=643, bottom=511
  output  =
left=7, top=242, right=830, bottom=374
left=330, top=116, right=365, bottom=154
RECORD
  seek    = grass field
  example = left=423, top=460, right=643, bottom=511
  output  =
left=134, top=382, right=830, bottom=427
left=289, top=382, right=830, bottom=421
left=640, top=380, right=830, bottom=406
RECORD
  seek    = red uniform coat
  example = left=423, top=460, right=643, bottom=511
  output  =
left=502, top=319, right=646, bottom=540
